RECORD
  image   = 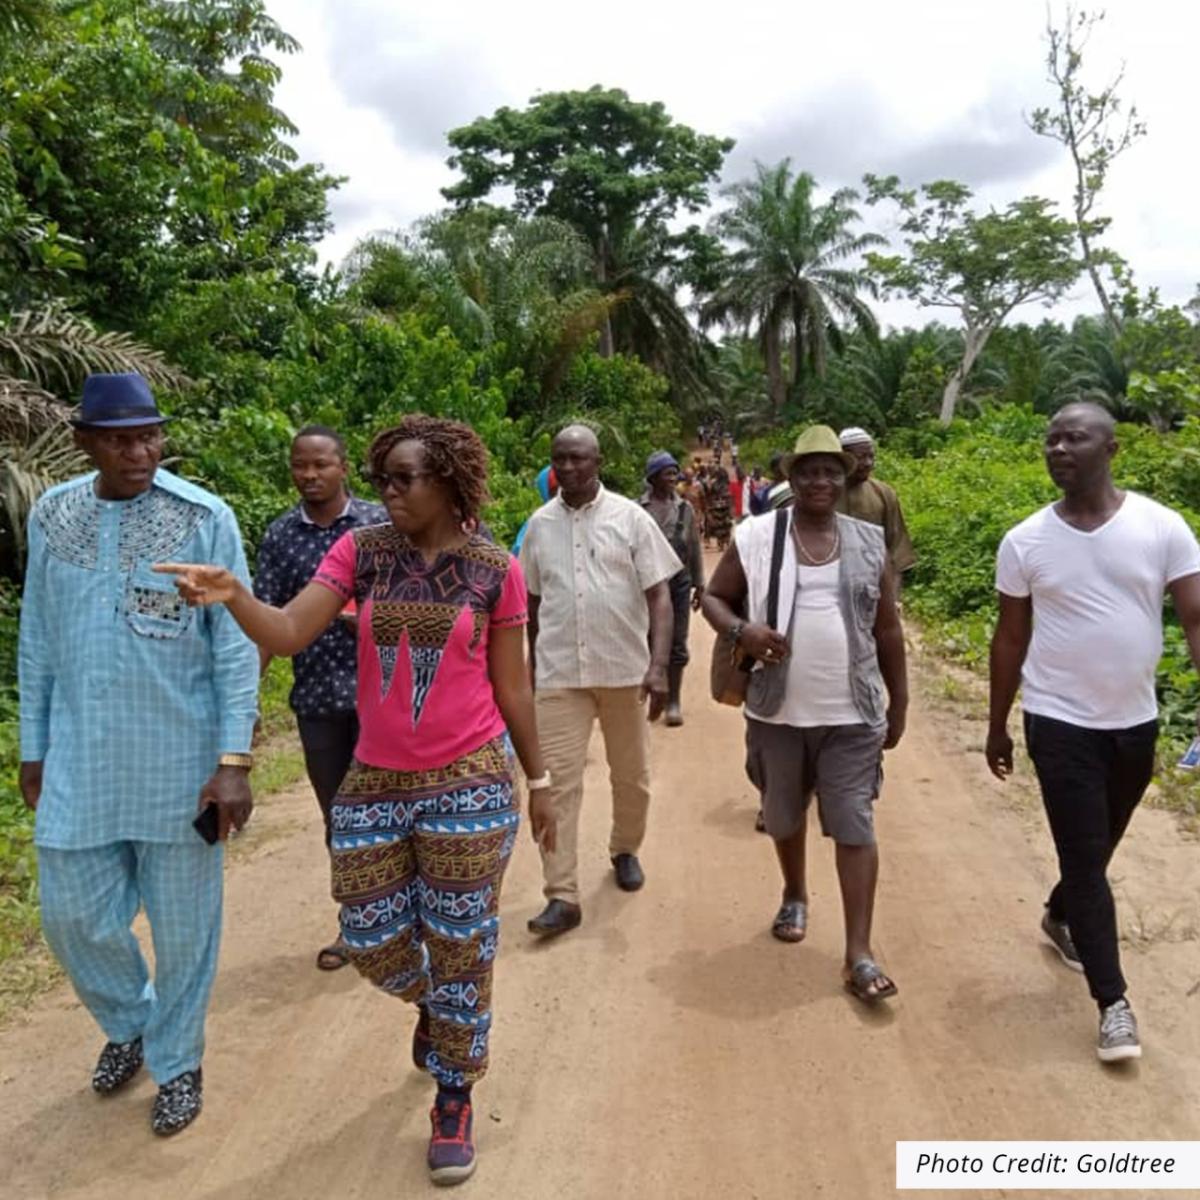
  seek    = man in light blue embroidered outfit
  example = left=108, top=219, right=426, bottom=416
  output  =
left=17, top=373, right=258, bottom=1136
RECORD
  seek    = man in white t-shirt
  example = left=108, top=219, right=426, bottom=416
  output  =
left=987, top=402, right=1200, bottom=1064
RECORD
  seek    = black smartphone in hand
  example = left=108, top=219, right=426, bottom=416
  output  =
left=192, top=803, right=220, bottom=845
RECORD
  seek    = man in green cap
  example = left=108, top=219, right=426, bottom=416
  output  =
left=702, top=425, right=908, bottom=1003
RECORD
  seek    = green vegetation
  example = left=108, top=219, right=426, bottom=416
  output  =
left=2, top=1, right=1199, bottom=973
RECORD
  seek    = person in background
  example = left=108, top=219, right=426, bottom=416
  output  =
left=156, top=415, right=556, bottom=1185
left=706, top=463, right=734, bottom=551
left=18, top=372, right=258, bottom=1136
left=766, top=451, right=793, bottom=511
left=521, top=425, right=679, bottom=935
left=640, top=451, right=705, bottom=727
left=729, top=461, right=745, bottom=522
left=702, top=426, right=908, bottom=1003
left=838, top=428, right=916, bottom=584
left=987, top=402, right=1200, bottom=1064
left=683, top=467, right=707, bottom=546
left=253, top=425, right=386, bottom=971
left=748, top=466, right=768, bottom=516
left=512, top=465, right=557, bottom=557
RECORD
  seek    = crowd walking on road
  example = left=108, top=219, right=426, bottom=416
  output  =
left=17, top=373, right=1200, bottom=1183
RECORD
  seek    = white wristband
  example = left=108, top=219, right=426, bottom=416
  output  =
left=526, top=773, right=552, bottom=791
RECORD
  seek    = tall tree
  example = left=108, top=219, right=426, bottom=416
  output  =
left=1027, top=5, right=1145, bottom=336
left=865, top=177, right=1082, bottom=423
left=701, top=162, right=883, bottom=415
left=443, top=87, right=732, bottom=360
left=0, top=0, right=337, bottom=327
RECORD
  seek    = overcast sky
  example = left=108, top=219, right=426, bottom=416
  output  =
left=270, top=0, right=1197, bottom=331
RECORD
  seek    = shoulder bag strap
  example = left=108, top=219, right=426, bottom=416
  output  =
left=766, top=507, right=788, bottom=630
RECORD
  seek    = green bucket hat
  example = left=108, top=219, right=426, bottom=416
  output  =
left=783, top=424, right=857, bottom=475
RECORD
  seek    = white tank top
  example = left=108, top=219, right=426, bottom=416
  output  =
left=749, top=561, right=861, bottom=728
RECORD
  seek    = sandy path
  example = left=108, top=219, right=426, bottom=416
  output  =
left=2, top=575, right=1198, bottom=1199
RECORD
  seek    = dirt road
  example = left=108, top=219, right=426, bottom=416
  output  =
left=3, top=582, right=1199, bottom=1199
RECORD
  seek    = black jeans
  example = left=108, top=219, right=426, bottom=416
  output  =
left=296, top=710, right=360, bottom=848
left=1024, top=711, right=1157, bottom=1007
left=667, top=573, right=692, bottom=668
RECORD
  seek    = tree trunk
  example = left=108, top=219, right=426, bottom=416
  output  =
left=595, top=233, right=614, bottom=358
left=939, top=323, right=991, bottom=425
left=763, top=313, right=785, bottom=416
left=1079, top=228, right=1124, bottom=339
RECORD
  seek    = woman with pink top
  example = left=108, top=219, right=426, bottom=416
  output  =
left=157, top=415, right=555, bottom=1186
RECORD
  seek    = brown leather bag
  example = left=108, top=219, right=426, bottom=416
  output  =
left=709, top=510, right=788, bottom=706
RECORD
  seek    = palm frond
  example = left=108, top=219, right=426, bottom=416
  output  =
left=0, top=413, right=87, bottom=566
left=0, top=307, right=189, bottom=394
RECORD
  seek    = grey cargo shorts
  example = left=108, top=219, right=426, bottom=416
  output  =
left=745, top=718, right=887, bottom=845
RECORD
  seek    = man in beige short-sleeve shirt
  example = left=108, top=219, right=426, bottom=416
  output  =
left=521, top=425, right=680, bottom=936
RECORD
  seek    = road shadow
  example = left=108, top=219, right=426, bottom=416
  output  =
left=209, top=948, right=357, bottom=1017
left=701, top=798, right=765, bottom=842
left=940, top=972, right=1118, bottom=1070
left=7, top=1078, right=194, bottom=1195
left=510, top=875, right=634, bottom=958
left=646, top=935, right=843, bottom=1019
left=193, top=1075, right=509, bottom=1200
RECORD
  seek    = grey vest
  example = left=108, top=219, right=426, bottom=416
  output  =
left=745, top=513, right=888, bottom=724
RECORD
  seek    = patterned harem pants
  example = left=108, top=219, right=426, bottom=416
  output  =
left=330, top=735, right=518, bottom=1089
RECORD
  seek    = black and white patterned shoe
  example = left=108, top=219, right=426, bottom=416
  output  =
left=151, top=1068, right=203, bottom=1136
left=91, top=1037, right=144, bottom=1095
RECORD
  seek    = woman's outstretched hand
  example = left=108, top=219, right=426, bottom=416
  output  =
left=153, top=562, right=239, bottom=606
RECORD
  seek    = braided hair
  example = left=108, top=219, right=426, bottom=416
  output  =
left=367, top=414, right=491, bottom=521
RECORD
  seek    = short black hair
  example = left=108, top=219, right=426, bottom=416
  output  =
left=293, top=424, right=347, bottom=460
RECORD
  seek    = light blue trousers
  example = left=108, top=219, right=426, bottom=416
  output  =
left=38, top=840, right=223, bottom=1084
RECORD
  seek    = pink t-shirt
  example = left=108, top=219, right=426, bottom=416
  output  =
left=313, top=526, right=527, bottom=771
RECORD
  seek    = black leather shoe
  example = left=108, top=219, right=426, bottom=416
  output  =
left=92, top=1037, right=144, bottom=1095
left=611, top=853, right=645, bottom=892
left=151, top=1068, right=203, bottom=1136
left=527, top=899, right=582, bottom=936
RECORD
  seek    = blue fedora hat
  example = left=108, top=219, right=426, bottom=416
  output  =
left=71, top=372, right=168, bottom=428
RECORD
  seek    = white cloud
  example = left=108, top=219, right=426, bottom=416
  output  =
left=270, top=0, right=1200, bottom=325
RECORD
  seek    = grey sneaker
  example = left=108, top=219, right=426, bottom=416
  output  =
left=1097, top=999, right=1141, bottom=1063
left=1041, top=911, right=1084, bottom=973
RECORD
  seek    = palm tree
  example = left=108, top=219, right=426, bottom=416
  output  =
left=343, top=212, right=619, bottom=416
left=1050, top=315, right=1129, bottom=410
left=604, top=221, right=714, bottom=407
left=1, top=306, right=186, bottom=571
left=711, top=337, right=772, bottom=436
left=701, top=161, right=883, bottom=415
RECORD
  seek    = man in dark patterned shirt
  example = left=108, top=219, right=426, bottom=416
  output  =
left=254, top=425, right=385, bottom=970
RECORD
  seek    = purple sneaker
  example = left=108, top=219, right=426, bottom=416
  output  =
left=427, top=1093, right=476, bottom=1186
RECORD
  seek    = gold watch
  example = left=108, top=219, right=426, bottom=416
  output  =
left=218, top=752, right=254, bottom=770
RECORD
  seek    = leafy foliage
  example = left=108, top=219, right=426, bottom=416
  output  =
left=865, top=176, right=1083, bottom=422
left=443, top=87, right=729, bottom=395
left=703, top=162, right=882, bottom=414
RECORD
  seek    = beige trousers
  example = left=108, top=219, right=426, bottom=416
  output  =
left=535, top=686, right=651, bottom=904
